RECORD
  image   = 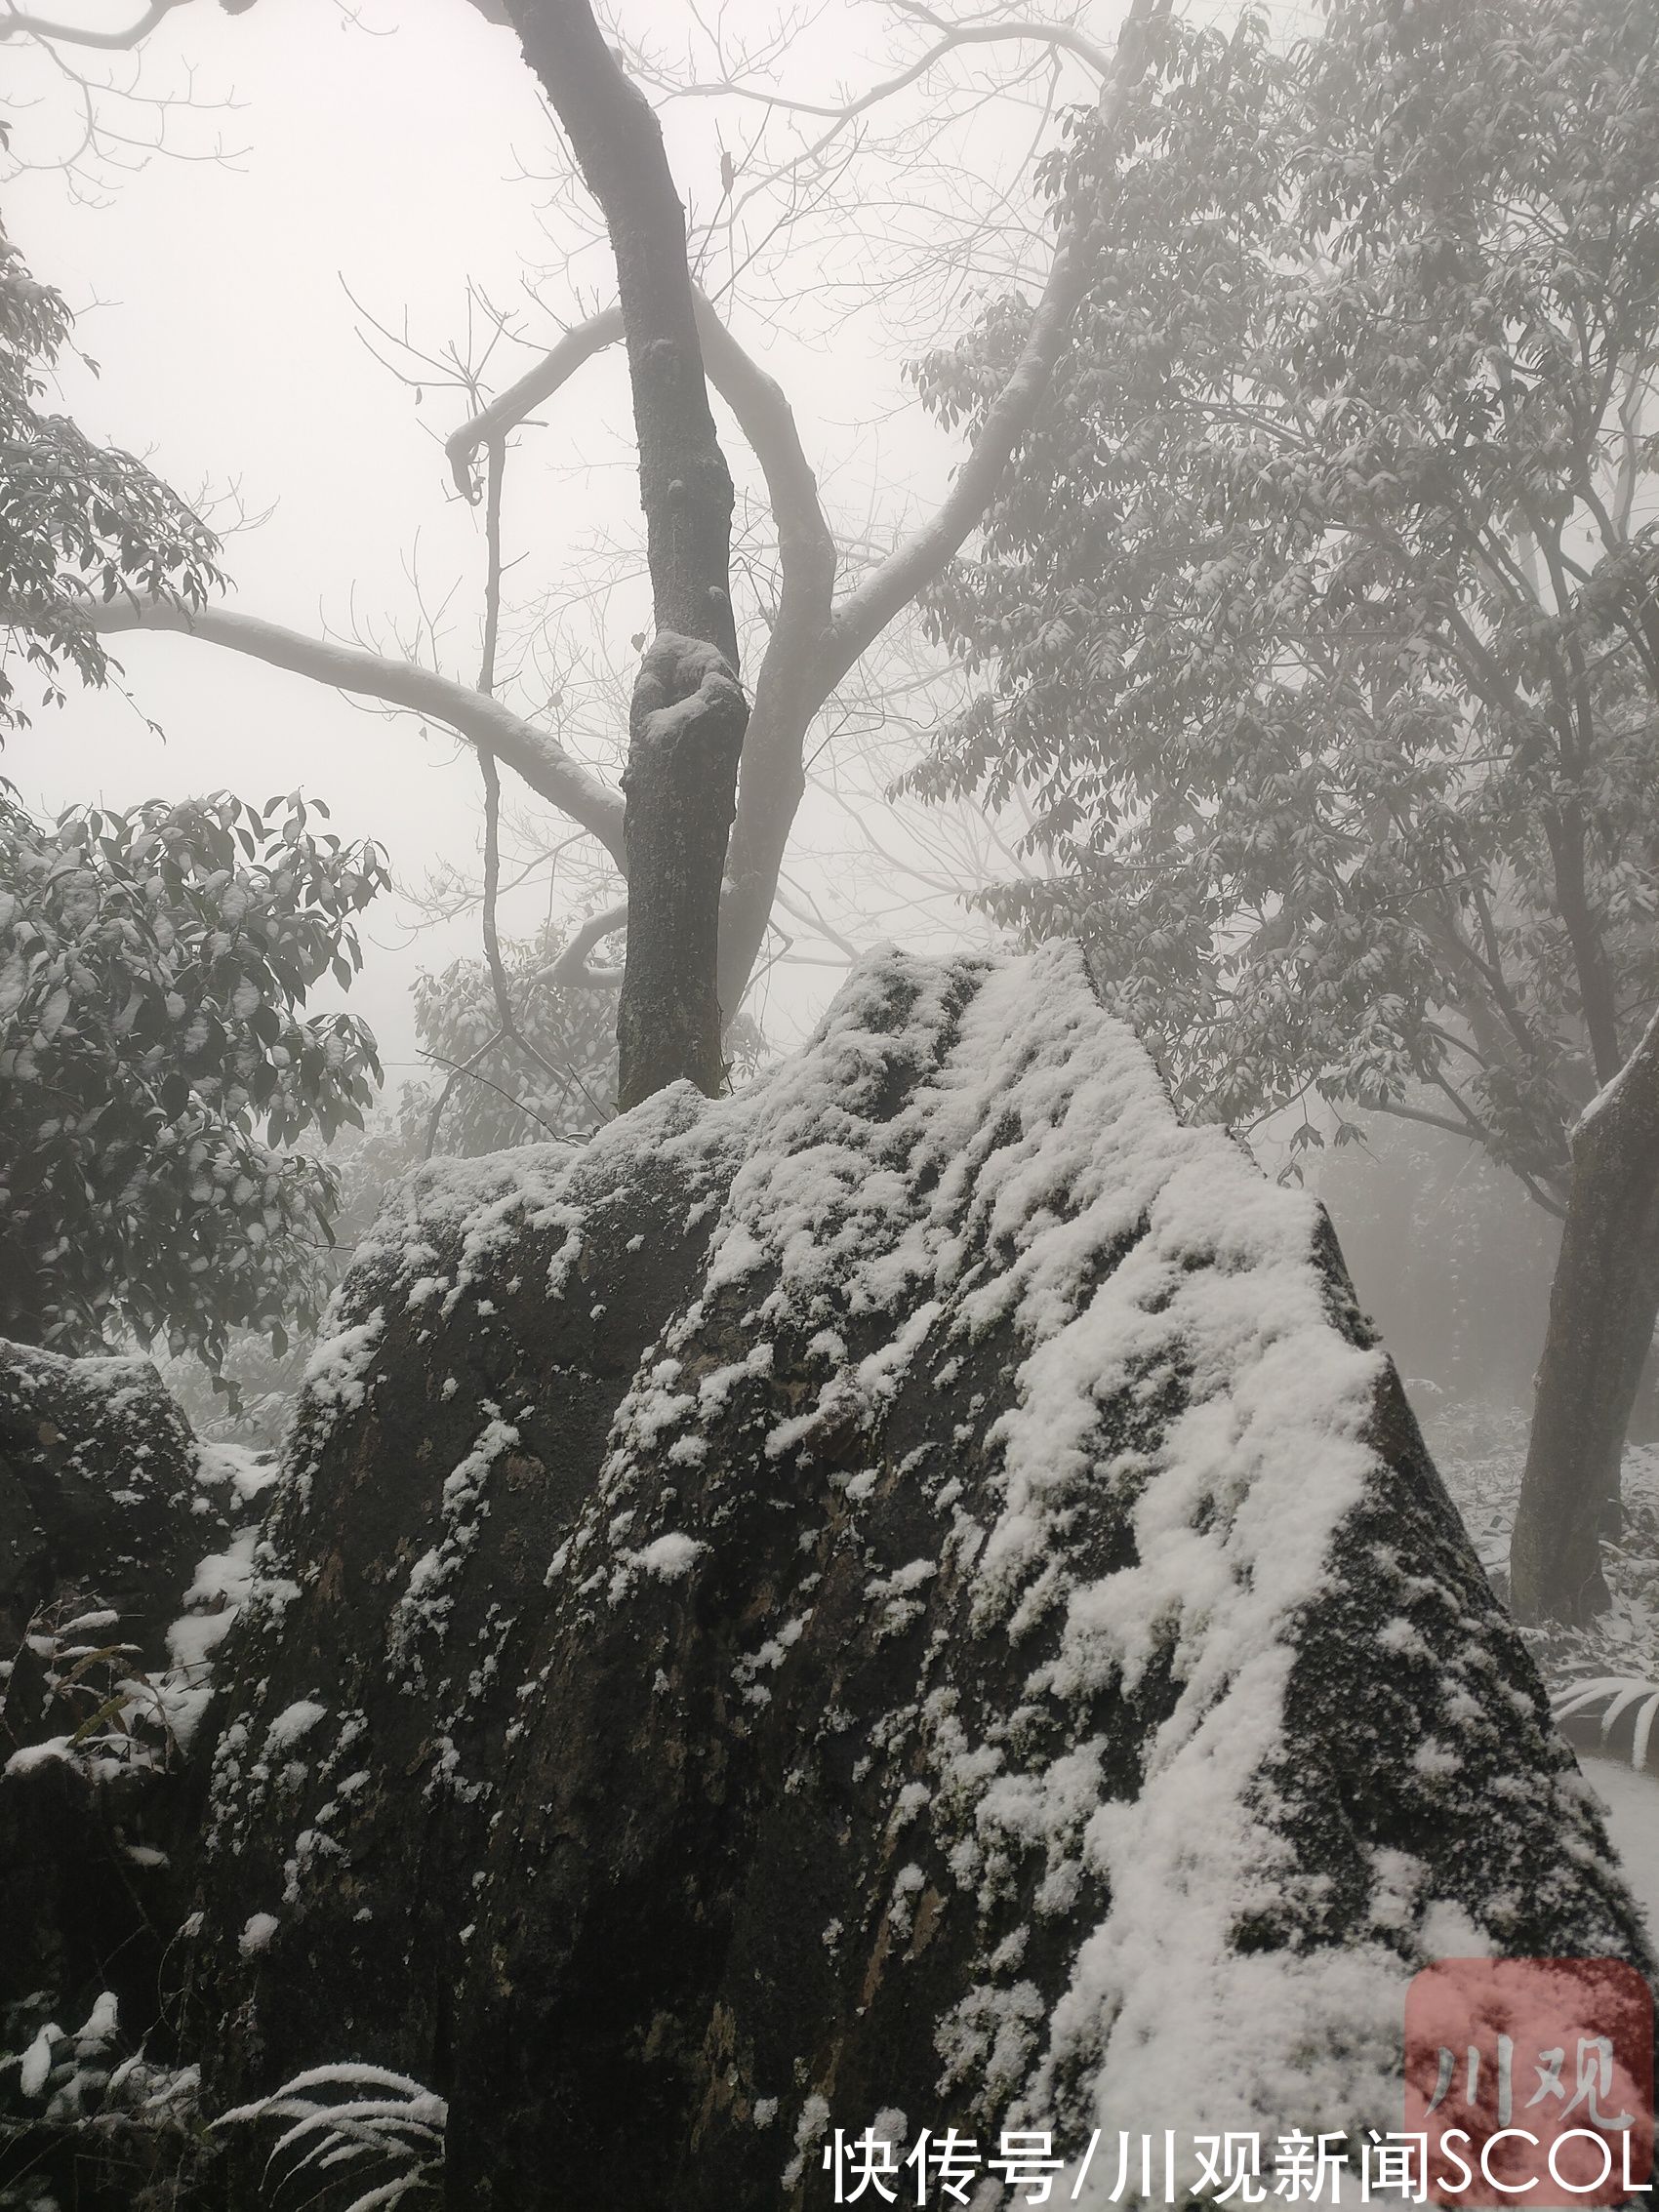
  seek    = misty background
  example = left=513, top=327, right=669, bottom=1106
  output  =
left=1, top=0, right=1589, bottom=1435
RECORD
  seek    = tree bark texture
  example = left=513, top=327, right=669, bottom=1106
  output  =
left=1511, top=1006, right=1659, bottom=1623
left=616, top=632, right=749, bottom=1102
left=504, top=0, right=749, bottom=1108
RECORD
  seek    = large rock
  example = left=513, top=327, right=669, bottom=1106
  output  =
left=181, top=945, right=1649, bottom=2207
left=0, top=1343, right=269, bottom=2210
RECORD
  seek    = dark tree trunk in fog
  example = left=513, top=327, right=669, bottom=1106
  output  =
left=1511, top=1007, right=1659, bottom=1624
left=503, top=0, right=749, bottom=1108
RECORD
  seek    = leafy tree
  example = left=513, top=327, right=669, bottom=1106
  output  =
left=911, top=0, right=1659, bottom=1616
left=0, top=218, right=219, bottom=731
left=0, top=221, right=389, bottom=1377
left=0, top=786, right=387, bottom=1370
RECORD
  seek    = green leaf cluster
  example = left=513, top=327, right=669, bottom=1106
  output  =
left=0, top=785, right=389, bottom=1367
left=0, top=221, right=221, bottom=727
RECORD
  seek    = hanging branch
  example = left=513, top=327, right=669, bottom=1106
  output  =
left=473, top=432, right=610, bottom=1126
left=475, top=434, right=522, bottom=1056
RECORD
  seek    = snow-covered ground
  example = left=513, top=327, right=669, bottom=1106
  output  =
left=1582, top=1754, right=1659, bottom=1934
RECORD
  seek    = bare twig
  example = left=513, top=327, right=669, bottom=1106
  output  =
left=825, top=0, right=1167, bottom=678
left=653, top=15, right=1113, bottom=121
left=423, top=1027, right=505, bottom=1159
left=419, top=1047, right=571, bottom=1146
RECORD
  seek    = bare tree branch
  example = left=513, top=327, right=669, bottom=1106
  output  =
left=547, top=900, right=627, bottom=988
left=824, top=0, right=1166, bottom=679
left=472, top=432, right=523, bottom=1041
left=662, top=14, right=1113, bottom=125
left=419, top=1043, right=569, bottom=1146
left=446, top=288, right=835, bottom=624
left=687, top=285, right=837, bottom=1012
left=446, top=305, right=626, bottom=502
left=423, top=1026, right=504, bottom=1160
left=0, top=0, right=192, bottom=50
left=53, top=594, right=628, bottom=867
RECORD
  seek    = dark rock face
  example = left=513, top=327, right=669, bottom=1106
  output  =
left=177, top=947, right=1649, bottom=2210
left=0, top=1343, right=269, bottom=2210
left=0, top=1341, right=222, bottom=1652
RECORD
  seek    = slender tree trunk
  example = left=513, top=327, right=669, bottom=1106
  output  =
left=1511, top=1006, right=1659, bottom=1624
left=1543, top=804, right=1624, bottom=1087
left=504, top=0, right=748, bottom=1109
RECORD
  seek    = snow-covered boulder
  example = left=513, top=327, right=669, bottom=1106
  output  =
left=182, top=947, right=1649, bottom=2207
left=1, top=1342, right=216, bottom=1651
left=0, top=1341, right=272, bottom=2206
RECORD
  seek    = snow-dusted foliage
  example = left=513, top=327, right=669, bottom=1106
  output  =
left=217, top=2063, right=445, bottom=2210
left=912, top=0, right=1659, bottom=1211
left=1, top=1339, right=277, bottom=2207
left=0, top=227, right=219, bottom=732
left=0, top=785, right=387, bottom=1372
left=182, top=945, right=1647, bottom=2206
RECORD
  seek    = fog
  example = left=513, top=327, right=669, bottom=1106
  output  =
left=5, top=1, right=1659, bottom=2199
left=8, top=0, right=1569, bottom=1424
left=6, top=0, right=997, bottom=1068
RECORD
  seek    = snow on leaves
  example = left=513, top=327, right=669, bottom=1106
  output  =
left=0, top=786, right=387, bottom=1373
left=912, top=0, right=1659, bottom=1206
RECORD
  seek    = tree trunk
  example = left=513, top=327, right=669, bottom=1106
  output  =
left=1511, top=1005, right=1659, bottom=1623
left=617, top=632, right=749, bottom=1102
left=504, top=0, right=748, bottom=1109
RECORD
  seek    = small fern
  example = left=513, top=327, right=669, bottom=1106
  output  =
left=216, top=2064, right=445, bottom=2211
left=1553, top=1674, right=1659, bottom=1773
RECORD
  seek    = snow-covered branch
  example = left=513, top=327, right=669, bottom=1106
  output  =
left=546, top=900, right=627, bottom=989
left=57, top=596, right=628, bottom=868
left=445, top=305, right=626, bottom=502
